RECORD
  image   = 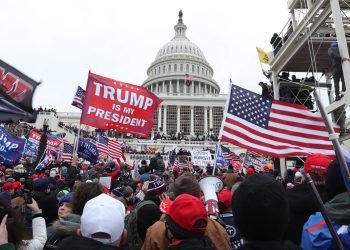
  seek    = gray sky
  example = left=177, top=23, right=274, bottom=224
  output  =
left=1, top=0, right=290, bottom=111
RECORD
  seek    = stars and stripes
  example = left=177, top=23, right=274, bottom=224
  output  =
left=62, top=143, right=73, bottom=163
left=221, top=145, right=241, bottom=161
left=72, top=86, right=85, bottom=109
left=35, top=148, right=54, bottom=171
left=108, top=139, right=126, bottom=162
left=97, top=135, right=109, bottom=159
left=220, top=85, right=339, bottom=158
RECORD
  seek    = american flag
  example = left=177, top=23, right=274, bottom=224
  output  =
left=62, top=143, right=73, bottom=163
left=108, top=140, right=126, bottom=161
left=185, top=73, right=193, bottom=81
left=72, top=86, right=85, bottom=109
left=220, top=85, right=339, bottom=158
left=221, top=145, right=241, bottom=161
left=97, top=135, right=109, bottom=159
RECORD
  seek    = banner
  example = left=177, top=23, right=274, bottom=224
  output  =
left=191, top=150, right=213, bottom=167
left=80, top=72, right=162, bottom=137
left=0, top=59, right=40, bottom=122
left=0, top=127, right=26, bottom=166
left=77, top=139, right=99, bottom=163
left=27, top=130, right=62, bottom=153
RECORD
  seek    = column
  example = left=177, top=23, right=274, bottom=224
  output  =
left=192, top=81, right=195, bottom=95
left=169, top=81, right=172, bottom=95
left=177, top=106, right=181, bottom=133
left=204, top=106, right=208, bottom=136
left=209, top=106, right=213, bottom=130
left=177, top=80, right=180, bottom=95
left=200, top=82, right=203, bottom=95
left=158, top=106, right=162, bottom=130
left=162, top=81, right=165, bottom=94
left=272, top=71, right=279, bottom=99
left=190, top=106, right=194, bottom=135
left=184, top=81, right=187, bottom=95
left=163, top=105, right=167, bottom=134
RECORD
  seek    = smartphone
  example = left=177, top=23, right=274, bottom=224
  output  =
left=23, top=189, right=32, bottom=204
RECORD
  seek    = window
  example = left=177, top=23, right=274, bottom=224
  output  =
left=180, top=64, right=183, bottom=72
left=180, top=106, right=191, bottom=134
left=186, top=64, right=189, bottom=72
left=174, top=64, right=177, bottom=72
left=194, top=106, right=204, bottom=134
left=197, top=66, right=200, bottom=73
left=213, top=107, right=224, bottom=135
left=192, top=65, right=195, bottom=72
left=202, top=68, right=204, bottom=75
left=168, top=64, right=171, bottom=72
left=163, top=65, right=166, bottom=73
left=166, top=106, right=177, bottom=133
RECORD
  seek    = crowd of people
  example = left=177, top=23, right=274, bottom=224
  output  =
left=0, top=149, right=349, bottom=250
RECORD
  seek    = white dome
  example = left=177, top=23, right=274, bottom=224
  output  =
left=155, top=38, right=207, bottom=62
left=143, top=10, right=220, bottom=95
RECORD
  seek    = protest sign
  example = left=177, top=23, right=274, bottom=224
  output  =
left=191, top=150, right=213, bottom=167
left=243, top=151, right=273, bottom=172
left=80, top=72, right=162, bottom=137
left=0, top=127, right=26, bottom=166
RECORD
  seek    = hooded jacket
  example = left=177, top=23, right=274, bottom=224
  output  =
left=18, top=216, right=47, bottom=250
left=142, top=216, right=231, bottom=250
left=301, top=192, right=350, bottom=249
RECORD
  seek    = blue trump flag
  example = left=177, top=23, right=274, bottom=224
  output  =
left=77, top=139, right=98, bottom=163
left=215, top=143, right=227, bottom=169
left=0, top=127, right=26, bottom=166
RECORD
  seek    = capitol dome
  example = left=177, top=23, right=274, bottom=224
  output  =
left=142, top=10, right=220, bottom=96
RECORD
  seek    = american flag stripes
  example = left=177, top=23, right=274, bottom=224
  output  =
left=220, top=85, right=339, bottom=158
left=108, top=139, right=126, bottom=162
left=221, top=145, right=241, bottom=161
left=62, top=143, right=73, bottom=163
left=72, top=86, right=85, bottom=109
left=97, top=135, right=109, bottom=159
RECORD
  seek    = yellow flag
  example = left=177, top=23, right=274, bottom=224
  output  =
left=256, top=47, right=272, bottom=64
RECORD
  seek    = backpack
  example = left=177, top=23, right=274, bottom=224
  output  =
left=125, top=200, right=156, bottom=250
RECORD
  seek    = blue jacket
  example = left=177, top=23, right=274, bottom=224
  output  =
left=301, top=192, right=350, bottom=249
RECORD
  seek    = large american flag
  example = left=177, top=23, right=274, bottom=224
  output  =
left=97, top=135, right=109, bottom=159
left=72, top=86, right=85, bottom=109
left=108, top=140, right=126, bottom=161
left=62, top=143, right=73, bottom=163
left=220, top=85, right=338, bottom=158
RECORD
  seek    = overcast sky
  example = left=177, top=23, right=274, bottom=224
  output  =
left=1, top=0, right=291, bottom=112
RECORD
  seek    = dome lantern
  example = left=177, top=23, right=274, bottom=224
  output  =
left=174, top=10, right=187, bottom=39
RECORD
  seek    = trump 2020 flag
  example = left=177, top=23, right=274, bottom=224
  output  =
left=219, top=84, right=339, bottom=158
left=0, top=127, right=26, bottom=167
left=80, top=72, right=162, bottom=138
left=77, top=139, right=99, bottom=163
left=215, top=143, right=227, bottom=169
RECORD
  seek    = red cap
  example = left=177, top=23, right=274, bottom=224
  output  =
left=292, top=167, right=298, bottom=173
left=12, top=181, right=22, bottom=190
left=304, top=154, right=332, bottom=179
left=38, top=173, right=47, bottom=178
left=167, top=194, right=208, bottom=233
left=2, top=182, right=14, bottom=191
left=263, top=166, right=269, bottom=171
left=0, top=166, right=5, bottom=172
left=247, top=168, right=254, bottom=176
left=218, top=189, right=232, bottom=207
left=31, top=174, right=39, bottom=180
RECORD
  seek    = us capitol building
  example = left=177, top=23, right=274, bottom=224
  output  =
left=143, top=11, right=227, bottom=138
left=54, top=11, right=227, bottom=139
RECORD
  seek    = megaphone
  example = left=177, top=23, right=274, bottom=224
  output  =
left=199, top=176, right=223, bottom=218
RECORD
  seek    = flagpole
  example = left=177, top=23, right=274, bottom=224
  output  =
left=73, top=124, right=81, bottom=156
left=212, top=140, right=221, bottom=175
left=313, top=90, right=350, bottom=186
left=214, top=80, right=233, bottom=175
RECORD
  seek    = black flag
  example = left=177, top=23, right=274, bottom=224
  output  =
left=0, top=59, right=41, bottom=122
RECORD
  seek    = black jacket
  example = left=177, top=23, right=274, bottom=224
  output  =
left=57, top=236, right=121, bottom=250
left=285, top=183, right=327, bottom=244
